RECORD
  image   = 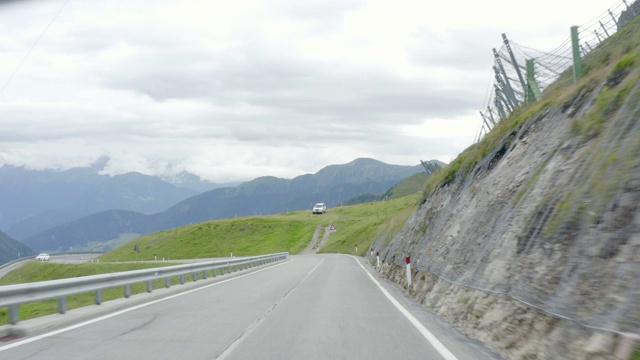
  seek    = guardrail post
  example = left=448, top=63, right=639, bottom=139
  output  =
left=147, top=280, right=153, bottom=293
left=221, top=267, right=225, bottom=275
left=180, top=274, right=185, bottom=284
left=58, top=296, right=67, bottom=314
left=96, top=289, right=103, bottom=305
left=124, top=284, right=131, bottom=298
left=9, top=304, right=19, bottom=325
left=202, top=270, right=207, bottom=279
left=165, top=277, right=171, bottom=288
left=193, top=272, right=198, bottom=282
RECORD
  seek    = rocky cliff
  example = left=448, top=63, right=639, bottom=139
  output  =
left=371, top=18, right=640, bottom=360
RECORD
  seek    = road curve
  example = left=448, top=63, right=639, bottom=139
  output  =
left=0, top=254, right=103, bottom=279
left=0, top=254, right=501, bottom=360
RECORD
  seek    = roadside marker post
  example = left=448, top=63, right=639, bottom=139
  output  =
left=406, top=257, right=412, bottom=286
left=370, top=248, right=373, bottom=258
left=376, top=252, right=380, bottom=268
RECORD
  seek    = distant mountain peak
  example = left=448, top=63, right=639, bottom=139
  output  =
left=347, top=158, right=385, bottom=165
left=90, top=155, right=110, bottom=172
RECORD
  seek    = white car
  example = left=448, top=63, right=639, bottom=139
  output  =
left=312, top=203, right=327, bottom=214
left=35, top=253, right=51, bottom=261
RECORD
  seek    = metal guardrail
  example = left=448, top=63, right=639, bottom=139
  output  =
left=0, top=252, right=288, bottom=324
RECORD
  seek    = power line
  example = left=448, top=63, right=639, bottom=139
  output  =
left=0, top=0, right=70, bottom=98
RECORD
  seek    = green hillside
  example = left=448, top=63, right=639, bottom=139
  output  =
left=98, top=193, right=420, bottom=262
left=381, top=172, right=429, bottom=200
left=0, top=230, right=36, bottom=265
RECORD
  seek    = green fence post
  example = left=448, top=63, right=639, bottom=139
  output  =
left=571, top=26, right=583, bottom=82
left=526, top=59, right=541, bottom=104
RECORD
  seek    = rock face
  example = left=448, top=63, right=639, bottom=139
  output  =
left=371, top=55, right=640, bottom=357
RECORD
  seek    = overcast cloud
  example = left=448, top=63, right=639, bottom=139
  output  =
left=0, top=0, right=614, bottom=182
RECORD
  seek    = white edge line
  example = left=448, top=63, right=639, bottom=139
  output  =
left=351, top=256, right=459, bottom=360
left=0, top=259, right=293, bottom=352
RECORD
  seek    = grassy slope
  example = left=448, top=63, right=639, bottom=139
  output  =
left=319, top=194, right=419, bottom=253
left=382, top=172, right=428, bottom=200
left=99, top=193, right=420, bottom=262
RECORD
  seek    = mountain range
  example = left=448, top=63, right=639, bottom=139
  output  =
left=15, top=158, right=443, bottom=252
left=0, top=230, right=35, bottom=265
left=0, top=163, right=223, bottom=240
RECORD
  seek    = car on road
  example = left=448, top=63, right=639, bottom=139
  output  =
left=35, top=253, right=51, bottom=261
left=312, top=203, right=327, bottom=214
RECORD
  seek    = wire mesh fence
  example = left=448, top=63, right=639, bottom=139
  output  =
left=476, top=0, right=640, bottom=142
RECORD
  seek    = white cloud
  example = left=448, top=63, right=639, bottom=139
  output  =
left=0, top=0, right=616, bottom=182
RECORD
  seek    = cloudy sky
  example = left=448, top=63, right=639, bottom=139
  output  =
left=0, top=0, right=615, bottom=183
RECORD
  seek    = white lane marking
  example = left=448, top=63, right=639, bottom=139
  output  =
left=352, top=256, right=459, bottom=360
left=0, top=259, right=293, bottom=353
left=214, top=257, right=325, bottom=360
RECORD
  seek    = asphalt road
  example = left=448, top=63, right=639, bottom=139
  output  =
left=0, top=254, right=502, bottom=360
left=0, top=254, right=102, bottom=279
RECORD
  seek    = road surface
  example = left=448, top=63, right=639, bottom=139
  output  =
left=0, top=254, right=502, bottom=360
left=0, top=254, right=102, bottom=279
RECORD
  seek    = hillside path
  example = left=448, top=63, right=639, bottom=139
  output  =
left=300, top=225, right=331, bottom=254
